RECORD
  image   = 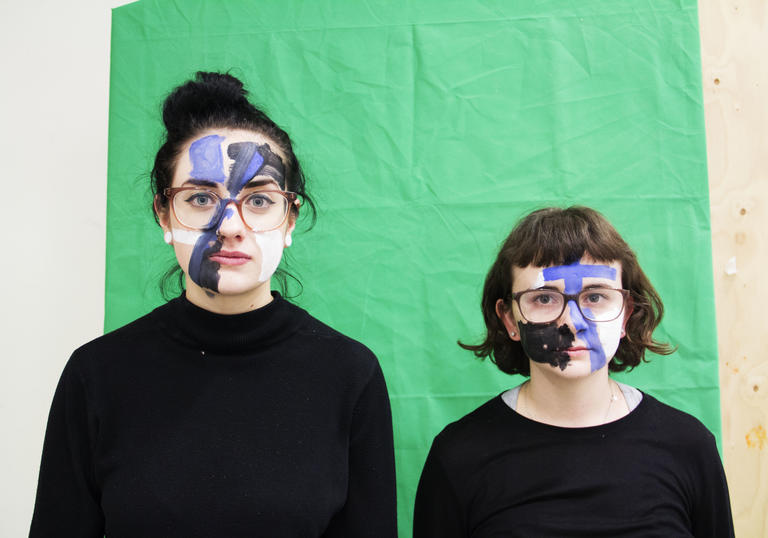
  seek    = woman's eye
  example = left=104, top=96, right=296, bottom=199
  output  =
left=585, top=293, right=606, bottom=303
left=531, top=293, right=559, bottom=306
left=184, top=192, right=217, bottom=207
left=244, top=194, right=275, bottom=209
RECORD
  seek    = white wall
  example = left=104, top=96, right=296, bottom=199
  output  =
left=0, top=0, right=130, bottom=535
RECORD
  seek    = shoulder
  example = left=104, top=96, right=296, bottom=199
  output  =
left=430, top=396, right=510, bottom=465
left=636, top=393, right=718, bottom=447
left=421, top=395, right=518, bottom=495
left=64, top=301, right=172, bottom=375
left=74, top=301, right=169, bottom=353
left=288, top=303, right=382, bottom=374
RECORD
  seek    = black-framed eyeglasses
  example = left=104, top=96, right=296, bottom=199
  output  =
left=511, top=288, right=630, bottom=324
left=164, top=187, right=299, bottom=233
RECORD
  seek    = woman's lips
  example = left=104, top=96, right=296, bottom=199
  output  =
left=564, top=346, right=590, bottom=356
left=209, top=250, right=251, bottom=266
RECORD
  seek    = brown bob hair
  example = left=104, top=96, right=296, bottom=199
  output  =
left=459, top=206, right=674, bottom=376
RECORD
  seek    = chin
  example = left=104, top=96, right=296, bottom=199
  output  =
left=533, top=358, right=598, bottom=379
left=215, top=276, right=269, bottom=296
left=552, top=362, right=594, bottom=378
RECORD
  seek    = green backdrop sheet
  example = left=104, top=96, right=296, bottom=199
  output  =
left=106, top=0, right=717, bottom=534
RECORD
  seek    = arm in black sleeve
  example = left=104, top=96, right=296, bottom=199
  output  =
left=29, top=354, right=104, bottom=538
left=323, top=361, right=397, bottom=538
left=690, top=432, right=735, bottom=538
left=413, top=439, right=465, bottom=538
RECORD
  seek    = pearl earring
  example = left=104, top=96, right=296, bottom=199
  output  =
left=284, top=233, right=292, bottom=247
left=510, top=331, right=516, bottom=336
left=164, top=231, right=173, bottom=245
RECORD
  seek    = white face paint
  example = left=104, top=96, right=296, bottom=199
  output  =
left=171, top=227, right=285, bottom=283
left=171, top=227, right=203, bottom=245
left=252, top=229, right=285, bottom=282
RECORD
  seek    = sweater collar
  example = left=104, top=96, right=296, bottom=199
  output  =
left=159, top=291, right=307, bottom=353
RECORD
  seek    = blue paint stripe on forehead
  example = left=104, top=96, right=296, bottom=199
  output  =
left=241, top=151, right=264, bottom=187
left=542, top=263, right=617, bottom=294
left=226, top=142, right=264, bottom=195
left=189, top=135, right=227, bottom=182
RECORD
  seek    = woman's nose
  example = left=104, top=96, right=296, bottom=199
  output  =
left=560, top=300, right=589, bottom=333
left=216, top=202, right=247, bottom=238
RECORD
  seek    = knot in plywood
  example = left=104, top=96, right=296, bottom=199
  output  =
left=745, top=425, right=766, bottom=450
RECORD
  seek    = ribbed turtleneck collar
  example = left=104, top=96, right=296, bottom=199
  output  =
left=157, top=292, right=308, bottom=354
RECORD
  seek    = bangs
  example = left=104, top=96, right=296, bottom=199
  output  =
left=507, top=207, right=628, bottom=269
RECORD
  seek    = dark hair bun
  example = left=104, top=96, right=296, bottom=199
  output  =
left=151, top=70, right=316, bottom=278
left=162, top=71, right=255, bottom=138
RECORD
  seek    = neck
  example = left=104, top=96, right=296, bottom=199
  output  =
left=521, top=367, right=628, bottom=427
left=184, top=278, right=274, bottom=314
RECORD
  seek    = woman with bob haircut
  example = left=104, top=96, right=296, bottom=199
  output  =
left=414, top=206, right=733, bottom=537
left=30, top=72, right=396, bottom=538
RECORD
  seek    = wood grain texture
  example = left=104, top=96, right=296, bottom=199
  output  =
left=699, top=0, right=768, bottom=535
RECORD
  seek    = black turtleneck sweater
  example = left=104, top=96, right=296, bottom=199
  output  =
left=30, top=293, right=397, bottom=538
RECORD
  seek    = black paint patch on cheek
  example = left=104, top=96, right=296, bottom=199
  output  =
left=192, top=238, right=222, bottom=292
left=518, top=321, right=575, bottom=371
left=200, top=240, right=222, bottom=291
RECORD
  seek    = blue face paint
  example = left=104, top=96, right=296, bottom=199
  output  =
left=226, top=142, right=264, bottom=195
left=542, top=264, right=616, bottom=294
left=567, top=302, right=589, bottom=331
left=538, top=262, right=618, bottom=372
left=228, top=142, right=286, bottom=190
left=183, top=136, right=286, bottom=293
left=189, top=135, right=227, bottom=182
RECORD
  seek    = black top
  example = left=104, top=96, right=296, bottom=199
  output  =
left=30, top=293, right=397, bottom=538
left=414, top=393, right=733, bottom=538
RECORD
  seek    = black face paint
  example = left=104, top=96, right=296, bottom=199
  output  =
left=188, top=235, right=222, bottom=291
left=517, top=321, right=575, bottom=371
left=226, top=142, right=285, bottom=191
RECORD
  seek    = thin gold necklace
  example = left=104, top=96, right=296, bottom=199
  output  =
left=519, top=379, right=619, bottom=424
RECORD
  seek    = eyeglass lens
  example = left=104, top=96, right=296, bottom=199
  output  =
left=518, top=289, right=624, bottom=323
left=173, top=189, right=289, bottom=231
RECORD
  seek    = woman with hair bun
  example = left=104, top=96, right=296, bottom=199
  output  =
left=30, top=72, right=397, bottom=538
left=414, top=206, right=733, bottom=537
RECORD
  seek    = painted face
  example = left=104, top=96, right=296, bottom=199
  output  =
left=503, top=257, right=627, bottom=377
left=161, top=128, right=293, bottom=299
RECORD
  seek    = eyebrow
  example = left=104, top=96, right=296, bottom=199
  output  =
left=182, top=179, right=221, bottom=188
left=243, top=177, right=281, bottom=189
left=525, top=284, right=614, bottom=292
left=529, top=285, right=560, bottom=291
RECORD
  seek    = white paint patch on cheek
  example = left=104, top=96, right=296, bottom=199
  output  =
left=596, top=319, right=623, bottom=362
left=171, top=228, right=204, bottom=245
left=253, top=229, right=284, bottom=282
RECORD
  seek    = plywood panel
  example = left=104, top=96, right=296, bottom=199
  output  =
left=699, top=0, right=768, bottom=535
